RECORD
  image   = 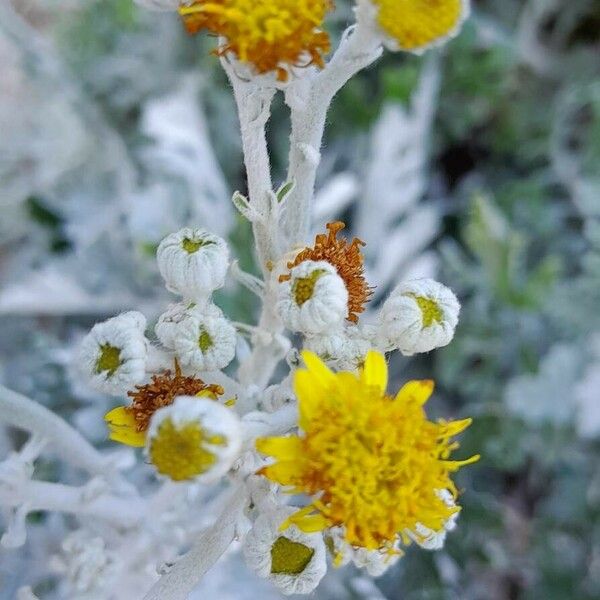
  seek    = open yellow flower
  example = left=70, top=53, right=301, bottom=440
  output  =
left=370, top=0, right=470, bottom=53
left=178, top=0, right=333, bottom=81
left=256, top=350, right=478, bottom=551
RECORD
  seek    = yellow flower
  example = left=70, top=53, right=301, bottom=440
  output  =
left=256, top=350, right=479, bottom=551
left=371, top=0, right=469, bottom=53
left=178, top=0, right=333, bottom=81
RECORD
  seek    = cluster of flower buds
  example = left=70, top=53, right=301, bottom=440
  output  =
left=78, top=228, right=242, bottom=481
left=276, top=221, right=460, bottom=368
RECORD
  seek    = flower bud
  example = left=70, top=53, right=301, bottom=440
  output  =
left=147, top=396, right=241, bottom=482
left=157, top=228, right=229, bottom=300
left=78, top=311, right=147, bottom=395
left=243, top=508, right=327, bottom=595
left=377, top=279, right=460, bottom=356
left=277, top=260, right=348, bottom=335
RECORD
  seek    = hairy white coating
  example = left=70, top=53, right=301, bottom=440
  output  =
left=327, top=527, right=401, bottom=577
left=157, top=228, right=230, bottom=300
left=377, top=278, right=460, bottom=356
left=155, top=301, right=222, bottom=350
left=243, top=507, right=327, bottom=595
left=146, top=396, right=242, bottom=483
left=169, top=305, right=237, bottom=371
left=78, top=311, right=148, bottom=395
left=277, top=260, right=348, bottom=335
left=303, top=323, right=376, bottom=370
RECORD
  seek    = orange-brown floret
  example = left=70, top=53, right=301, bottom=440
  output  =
left=280, top=222, right=373, bottom=323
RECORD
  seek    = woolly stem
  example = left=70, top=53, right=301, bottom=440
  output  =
left=283, top=18, right=383, bottom=247
left=0, top=384, right=115, bottom=478
left=0, top=480, right=140, bottom=527
left=142, top=486, right=248, bottom=600
left=221, top=56, right=277, bottom=275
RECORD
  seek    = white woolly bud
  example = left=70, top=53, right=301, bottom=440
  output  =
left=167, top=304, right=237, bottom=371
left=408, top=489, right=459, bottom=550
left=304, top=323, right=376, bottom=370
left=78, top=311, right=148, bottom=395
left=157, top=228, right=230, bottom=300
left=146, top=396, right=241, bottom=483
left=243, top=508, right=327, bottom=595
left=277, top=260, right=348, bottom=335
left=155, top=301, right=222, bottom=350
left=377, top=279, right=460, bottom=356
left=326, top=527, right=400, bottom=577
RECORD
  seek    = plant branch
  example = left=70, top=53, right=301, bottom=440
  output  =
left=143, top=485, right=248, bottom=600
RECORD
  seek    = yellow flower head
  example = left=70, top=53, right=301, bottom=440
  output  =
left=371, top=0, right=470, bottom=53
left=256, top=350, right=478, bottom=551
left=179, top=0, right=333, bottom=81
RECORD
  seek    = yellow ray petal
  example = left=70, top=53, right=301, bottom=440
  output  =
left=104, top=406, right=135, bottom=426
left=360, top=350, right=388, bottom=393
left=257, top=461, right=302, bottom=486
left=256, top=436, right=303, bottom=460
left=104, top=406, right=145, bottom=448
left=108, top=428, right=146, bottom=447
left=300, top=351, right=336, bottom=388
left=394, top=379, right=435, bottom=405
left=294, top=368, right=326, bottom=428
left=283, top=506, right=329, bottom=533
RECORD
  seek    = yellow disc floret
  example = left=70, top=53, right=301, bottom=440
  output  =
left=256, top=350, right=478, bottom=551
left=149, top=417, right=225, bottom=481
left=179, top=0, right=333, bottom=81
left=373, top=0, right=468, bottom=52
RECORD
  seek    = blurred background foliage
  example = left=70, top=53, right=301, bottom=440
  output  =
left=1, top=0, right=600, bottom=598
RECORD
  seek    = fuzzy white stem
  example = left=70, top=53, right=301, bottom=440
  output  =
left=143, top=486, right=248, bottom=600
left=221, top=56, right=277, bottom=274
left=0, top=385, right=113, bottom=478
left=0, top=480, right=140, bottom=527
left=283, top=18, right=383, bottom=246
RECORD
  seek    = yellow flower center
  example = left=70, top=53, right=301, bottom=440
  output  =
left=149, top=417, right=226, bottom=481
left=270, top=536, right=315, bottom=575
left=407, top=294, right=443, bottom=327
left=292, top=269, right=327, bottom=306
left=179, top=0, right=332, bottom=81
left=95, top=344, right=121, bottom=376
left=198, top=328, right=214, bottom=352
left=257, top=351, right=478, bottom=551
left=182, top=236, right=213, bottom=254
left=374, top=0, right=465, bottom=51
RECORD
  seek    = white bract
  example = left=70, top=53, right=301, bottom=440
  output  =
left=408, top=489, right=459, bottom=550
left=78, top=311, right=148, bottom=395
left=157, top=228, right=230, bottom=301
left=303, top=323, right=375, bottom=370
left=146, top=396, right=242, bottom=483
left=327, top=527, right=401, bottom=577
left=377, top=278, right=460, bottom=356
left=243, top=508, right=327, bottom=595
left=277, top=260, right=348, bottom=335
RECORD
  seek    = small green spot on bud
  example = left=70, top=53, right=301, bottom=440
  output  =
left=198, top=329, right=214, bottom=352
left=406, top=294, right=443, bottom=327
left=182, top=237, right=214, bottom=254
left=292, top=269, right=327, bottom=306
left=95, top=344, right=122, bottom=377
left=270, top=536, right=315, bottom=575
